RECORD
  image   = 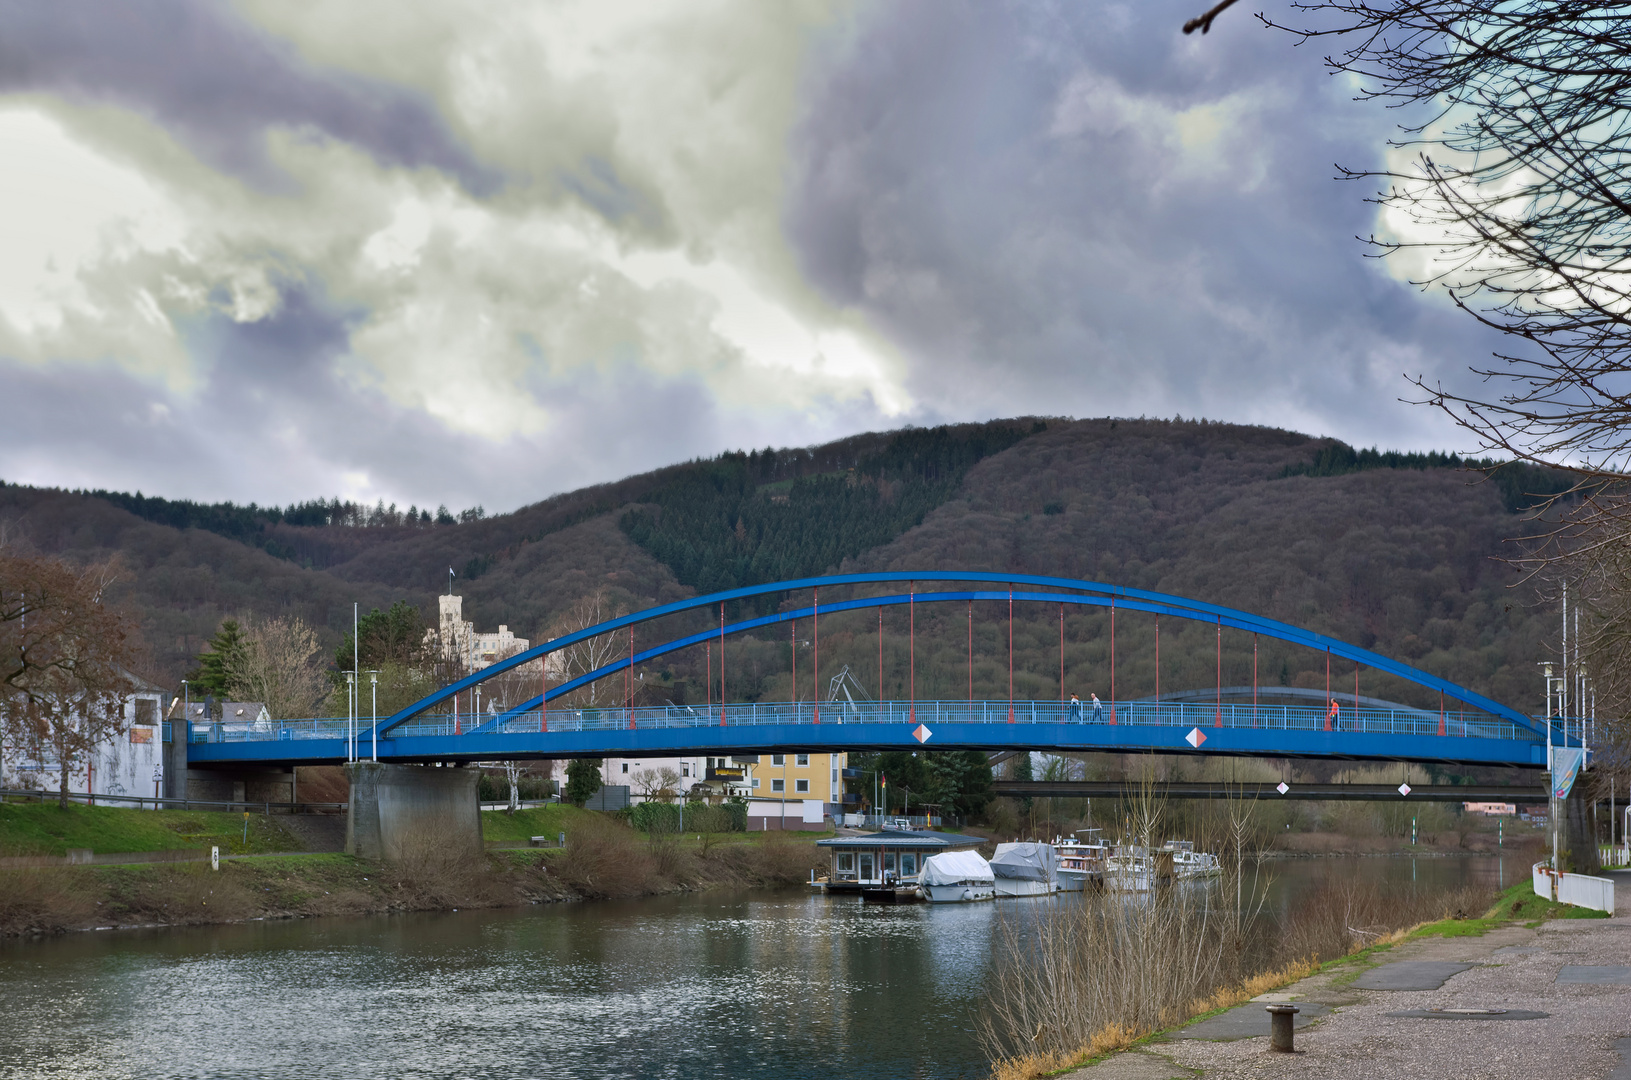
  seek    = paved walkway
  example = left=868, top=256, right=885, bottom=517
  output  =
left=1064, top=871, right=1631, bottom=1080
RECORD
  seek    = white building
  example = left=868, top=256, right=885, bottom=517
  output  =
left=0, top=680, right=168, bottom=803
left=546, top=755, right=754, bottom=802
left=430, top=594, right=536, bottom=671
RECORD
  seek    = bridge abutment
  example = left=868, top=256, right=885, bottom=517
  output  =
left=345, top=762, right=483, bottom=862
left=180, top=765, right=294, bottom=805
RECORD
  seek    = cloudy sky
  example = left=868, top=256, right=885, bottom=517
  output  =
left=0, top=0, right=1498, bottom=514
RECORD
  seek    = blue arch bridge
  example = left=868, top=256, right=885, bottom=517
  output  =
left=185, top=571, right=1566, bottom=769
left=179, top=573, right=1570, bottom=857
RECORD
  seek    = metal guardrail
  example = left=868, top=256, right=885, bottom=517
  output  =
left=0, top=788, right=345, bottom=813
left=202, top=699, right=1541, bottom=744
left=1534, top=861, right=1616, bottom=913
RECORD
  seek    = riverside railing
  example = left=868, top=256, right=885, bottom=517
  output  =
left=194, top=700, right=1544, bottom=744
left=0, top=787, right=346, bottom=813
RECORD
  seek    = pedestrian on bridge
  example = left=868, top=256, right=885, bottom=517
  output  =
left=1069, top=694, right=1082, bottom=722
left=1091, top=692, right=1104, bottom=724
left=1327, top=699, right=1340, bottom=730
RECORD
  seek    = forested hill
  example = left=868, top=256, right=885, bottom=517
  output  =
left=0, top=418, right=1573, bottom=712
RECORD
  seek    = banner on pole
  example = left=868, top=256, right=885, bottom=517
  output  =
left=1551, top=746, right=1585, bottom=800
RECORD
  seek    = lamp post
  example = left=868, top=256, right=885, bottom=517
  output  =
left=369, top=670, right=379, bottom=762
left=1539, top=661, right=1563, bottom=876
left=346, top=671, right=356, bottom=764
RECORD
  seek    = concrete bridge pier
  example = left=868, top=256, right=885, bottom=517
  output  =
left=1559, top=783, right=1602, bottom=875
left=344, top=761, right=483, bottom=863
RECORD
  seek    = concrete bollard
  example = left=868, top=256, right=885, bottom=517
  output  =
left=1266, top=1004, right=1299, bottom=1052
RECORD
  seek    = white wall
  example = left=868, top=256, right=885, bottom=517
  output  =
left=1, top=691, right=166, bottom=802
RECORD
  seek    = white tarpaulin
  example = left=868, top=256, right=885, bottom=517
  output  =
left=990, top=842, right=1057, bottom=882
left=919, top=850, right=994, bottom=886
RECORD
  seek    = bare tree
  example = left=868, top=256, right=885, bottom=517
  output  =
left=547, top=588, right=628, bottom=707
left=1252, top=4, right=1631, bottom=749
left=631, top=767, right=681, bottom=803
left=0, top=551, right=143, bottom=807
left=234, top=614, right=327, bottom=720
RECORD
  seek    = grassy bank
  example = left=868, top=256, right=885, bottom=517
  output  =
left=0, top=800, right=307, bottom=857
left=0, top=811, right=827, bottom=937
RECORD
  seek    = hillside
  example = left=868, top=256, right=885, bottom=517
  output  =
left=0, top=418, right=1570, bottom=718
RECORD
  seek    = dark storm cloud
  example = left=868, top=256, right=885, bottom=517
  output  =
left=785, top=1, right=1504, bottom=449
left=0, top=285, right=492, bottom=509
left=0, top=0, right=496, bottom=193
left=0, top=281, right=765, bottom=514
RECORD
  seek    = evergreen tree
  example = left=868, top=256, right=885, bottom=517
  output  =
left=334, top=600, right=427, bottom=672
left=190, top=619, right=248, bottom=702
left=564, top=759, right=603, bottom=807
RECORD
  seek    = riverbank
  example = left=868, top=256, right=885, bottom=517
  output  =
left=0, top=804, right=825, bottom=937
left=1268, top=829, right=1546, bottom=858
left=1049, top=873, right=1626, bottom=1080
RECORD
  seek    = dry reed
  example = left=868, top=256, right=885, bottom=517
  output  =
left=979, top=766, right=1497, bottom=1080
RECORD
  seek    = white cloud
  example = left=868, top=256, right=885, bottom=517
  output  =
left=0, top=2, right=916, bottom=507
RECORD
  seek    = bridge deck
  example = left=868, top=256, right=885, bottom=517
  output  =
left=990, top=781, right=1550, bottom=801
left=184, top=699, right=1551, bottom=769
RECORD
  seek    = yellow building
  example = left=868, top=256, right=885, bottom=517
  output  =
left=747, top=751, right=849, bottom=805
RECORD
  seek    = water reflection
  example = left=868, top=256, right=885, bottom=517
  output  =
left=0, top=855, right=1526, bottom=1080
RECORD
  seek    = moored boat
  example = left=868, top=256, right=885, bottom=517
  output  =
left=1161, top=840, right=1220, bottom=878
left=1052, top=830, right=1107, bottom=892
left=919, top=850, right=996, bottom=903
left=991, top=841, right=1062, bottom=896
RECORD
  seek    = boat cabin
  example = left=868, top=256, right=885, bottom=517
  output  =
left=815, top=830, right=985, bottom=892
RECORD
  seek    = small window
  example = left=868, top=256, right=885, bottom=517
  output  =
left=135, top=698, right=157, bottom=725
left=796, top=754, right=809, bottom=767
left=836, top=853, right=854, bottom=872
left=795, top=779, right=809, bottom=793
left=681, top=764, right=690, bottom=777
left=621, top=763, right=629, bottom=774
left=772, top=779, right=785, bottom=792
left=772, top=754, right=785, bottom=766
left=900, top=854, right=917, bottom=875
left=832, top=769, right=838, bottom=784
left=752, top=779, right=760, bottom=789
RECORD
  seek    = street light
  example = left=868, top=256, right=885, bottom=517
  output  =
left=369, top=670, right=379, bottom=762
left=346, top=671, right=357, bottom=764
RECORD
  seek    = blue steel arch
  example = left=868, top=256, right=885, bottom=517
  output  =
left=380, top=572, right=1539, bottom=737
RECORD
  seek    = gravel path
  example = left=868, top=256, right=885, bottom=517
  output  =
left=1064, top=870, right=1631, bottom=1080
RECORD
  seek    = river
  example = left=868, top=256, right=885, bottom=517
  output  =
left=0, top=854, right=1528, bottom=1080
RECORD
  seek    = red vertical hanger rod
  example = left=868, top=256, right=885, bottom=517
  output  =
left=1215, top=615, right=1222, bottom=727
left=813, top=587, right=820, bottom=725
left=1007, top=589, right=1014, bottom=723
left=1110, top=600, right=1117, bottom=724
left=909, top=583, right=916, bottom=723
left=1324, top=648, right=1331, bottom=731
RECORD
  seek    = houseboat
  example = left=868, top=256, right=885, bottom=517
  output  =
left=814, top=829, right=985, bottom=894
left=991, top=841, right=1061, bottom=897
left=1052, top=830, right=1108, bottom=891
left=919, top=849, right=996, bottom=903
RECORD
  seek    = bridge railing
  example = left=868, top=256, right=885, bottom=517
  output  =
left=192, top=700, right=1541, bottom=744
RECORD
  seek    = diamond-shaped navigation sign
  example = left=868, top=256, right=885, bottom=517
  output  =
left=1277, top=781, right=1290, bottom=795
left=1398, top=783, right=1412, bottom=797
left=913, top=723, right=932, bottom=744
left=1185, top=727, right=1207, bottom=749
